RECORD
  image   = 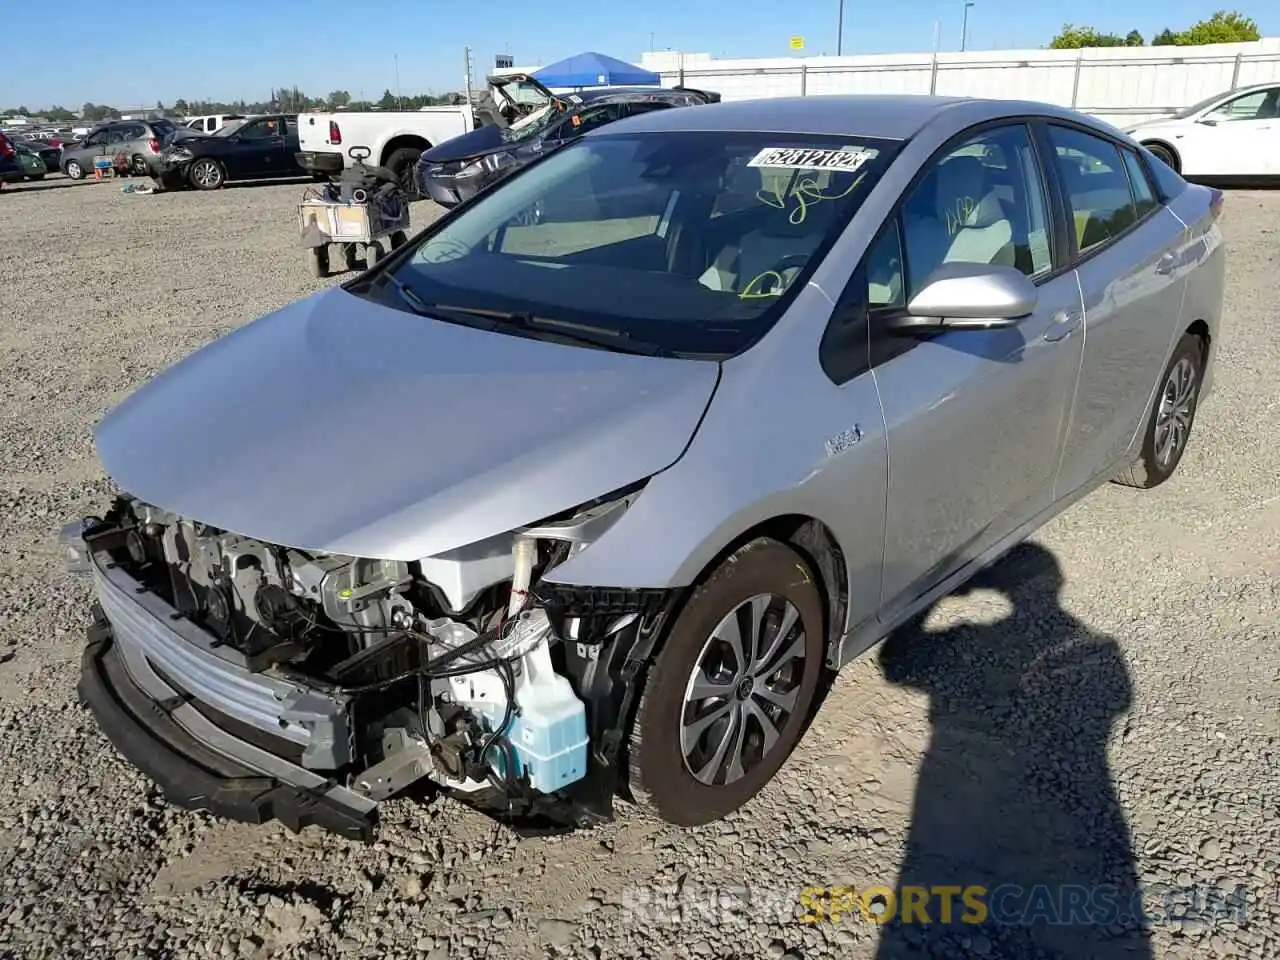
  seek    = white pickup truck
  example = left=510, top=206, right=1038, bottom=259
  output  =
left=295, top=76, right=555, bottom=195
left=295, top=106, right=476, bottom=190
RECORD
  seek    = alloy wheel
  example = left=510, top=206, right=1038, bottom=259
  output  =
left=65, top=160, right=82, bottom=180
left=680, top=593, right=807, bottom=786
left=192, top=160, right=222, bottom=189
left=1155, top=356, right=1197, bottom=469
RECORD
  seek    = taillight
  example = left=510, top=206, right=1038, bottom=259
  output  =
left=329, top=120, right=342, bottom=145
left=1209, top=188, right=1224, bottom=222
left=148, top=137, right=161, bottom=154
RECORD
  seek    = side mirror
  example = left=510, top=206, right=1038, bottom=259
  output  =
left=887, top=262, right=1037, bottom=333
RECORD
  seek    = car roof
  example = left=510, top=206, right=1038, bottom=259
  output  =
left=591, top=94, right=1106, bottom=141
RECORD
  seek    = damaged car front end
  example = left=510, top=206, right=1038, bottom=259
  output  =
left=68, top=482, right=683, bottom=839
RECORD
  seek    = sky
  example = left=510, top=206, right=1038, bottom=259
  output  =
left=5, top=0, right=1275, bottom=110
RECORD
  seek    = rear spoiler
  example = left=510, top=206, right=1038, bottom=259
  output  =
left=672, top=85, right=721, bottom=104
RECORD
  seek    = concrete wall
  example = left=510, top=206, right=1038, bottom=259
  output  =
left=640, top=38, right=1280, bottom=126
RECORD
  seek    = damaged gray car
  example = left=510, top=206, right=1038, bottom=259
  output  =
left=66, top=94, right=1223, bottom=840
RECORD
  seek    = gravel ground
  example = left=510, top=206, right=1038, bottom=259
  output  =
left=0, top=176, right=1276, bottom=960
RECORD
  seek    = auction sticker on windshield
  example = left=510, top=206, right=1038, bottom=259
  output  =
left=748, top=146, right=879, bottom=172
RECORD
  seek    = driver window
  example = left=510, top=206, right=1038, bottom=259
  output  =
left=1206, top=88, right=1279, bottom=122
left=898, top=124, right=1051, bottom=300
left=238, top=119, right=275, bottom=140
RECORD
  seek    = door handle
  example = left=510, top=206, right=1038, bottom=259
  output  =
left=1043, top=310, right=1082, bottom=343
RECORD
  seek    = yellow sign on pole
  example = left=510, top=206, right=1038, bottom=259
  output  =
left=789, top=36, right=805, bottom=50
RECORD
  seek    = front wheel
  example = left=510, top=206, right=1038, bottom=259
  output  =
left=1113, top=333, right=1204, bottom=489
left=188, top=158, right=225, bottom=190
left=627, top=538, right=826, bottom=825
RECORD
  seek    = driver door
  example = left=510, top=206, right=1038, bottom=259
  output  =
left=869, top=122, right=1084, bottom=618
left=223, top=116, right=287, bottom=179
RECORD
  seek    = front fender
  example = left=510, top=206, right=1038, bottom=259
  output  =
left=543, top=283, right=888, bottom=638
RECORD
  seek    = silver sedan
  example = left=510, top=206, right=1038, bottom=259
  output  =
left=72, top=93, right=1224, bottom=837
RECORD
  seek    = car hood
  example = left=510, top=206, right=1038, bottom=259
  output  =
left=420, top=124, right=512, bottom=164
left=94, top=287, right=720, bottom=561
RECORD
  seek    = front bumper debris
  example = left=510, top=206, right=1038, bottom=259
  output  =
left=79, top=624, right=376, bottom=841
left=76, top=543, right=377, bottom=839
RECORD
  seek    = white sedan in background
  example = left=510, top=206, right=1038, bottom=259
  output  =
left=1127, top=82, right=1280, bottom=184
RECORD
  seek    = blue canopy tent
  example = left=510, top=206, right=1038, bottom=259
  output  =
left=532, top=52, right=660, bottom=89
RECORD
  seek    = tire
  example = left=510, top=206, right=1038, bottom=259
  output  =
left=343, top=243, right=361, bottom=272
left=1113, top=333, right=1204, bottom=489
left=383, top=146, right=424, bottom=199
left=390, top=230, right=408, bottom=249
left=26, top=173, right=44, bottom=181
left=627, top=538, right=825, bottom=825
left=309, top=246, right=330, bottom=278
left=1143, top=141, right=1180, bottom=173
left=188, top=158, right=225, bottom=190
left=64, top=159, right=84, bottom=180
left=131, top=154, right=149, bottom=176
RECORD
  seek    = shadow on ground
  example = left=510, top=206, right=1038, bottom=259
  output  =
left=873, top=542, right=1151, bottom=959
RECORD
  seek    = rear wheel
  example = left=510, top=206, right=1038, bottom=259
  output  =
left=383, top=146, right=424, bottom=199
left=627, top=538, right=825, bottom=825
left=1144, top=142, right=1180, bottom=172
left=390, top=230, right=408, bottom=249
left=1114, top=333, right=1204, bottom=489
left=64, top=159, right=84, bottom=180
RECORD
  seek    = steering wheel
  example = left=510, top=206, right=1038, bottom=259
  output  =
left=759, top=253, right=812, bottom=294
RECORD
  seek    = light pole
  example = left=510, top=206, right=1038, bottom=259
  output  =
left=961, top=0, right=974, bottom=52
left=837, top=0, right=845, bottom=55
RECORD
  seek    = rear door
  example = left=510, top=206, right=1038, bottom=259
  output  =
left=1045, top=124, right=1189, bottom=496
left=869, top=122, right=1085, bottom=616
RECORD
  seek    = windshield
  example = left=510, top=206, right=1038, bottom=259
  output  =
left=504, top=101, right=565, bottom=141
left=1174, top=91, right=1231, bottom=119
left=375, top=131, right=898, bottom=357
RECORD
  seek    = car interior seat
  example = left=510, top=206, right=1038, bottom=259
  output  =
left=935, top=155, right=1021, bottom=271
left=697, top=167, right=841, bottom=297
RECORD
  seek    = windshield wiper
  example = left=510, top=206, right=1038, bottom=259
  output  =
left=379, top=273, right=434, bottom=316
left=374, top=278, right=673, bottom=356
left=418, top=302, right=672, bottom=357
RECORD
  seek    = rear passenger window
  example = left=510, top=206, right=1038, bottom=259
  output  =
left=1121, top=149, right=1158, bottom=219
left=1047, top=126, right=1137, bottom=253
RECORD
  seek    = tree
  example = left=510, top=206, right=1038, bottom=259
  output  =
left=173, top=98, right=189, bottom=115
left=1152, top=28, right=1178, bottom=45
left=1125, top=30, right=1144, bottom=46
left=327, top=90, right=351, bottom=109
left=1049, top=24, right=1134, bottom=48
left=46, top=105, right=76, bottom=122
left=1175, top=10, right=1260, bottom=45
left=378, top=88, right=400, bottom=110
